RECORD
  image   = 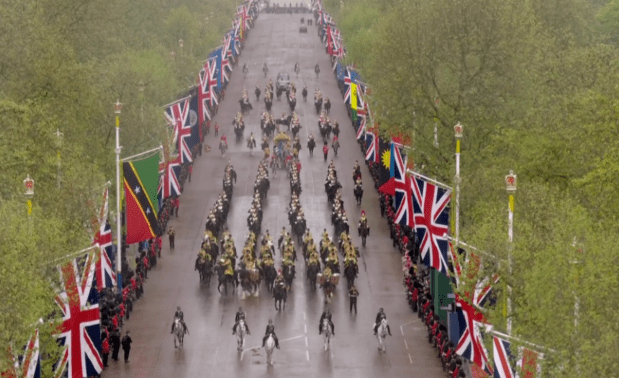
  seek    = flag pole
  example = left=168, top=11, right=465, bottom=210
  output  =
left=454, top=123, right=463, bottom=248
left=505, top=170, right=517, bottom=335
left=121, top=146, right=163, bottom=163
left=406, top=170, right=453, bottom=191
left=114, top=100, right=123, bottom=294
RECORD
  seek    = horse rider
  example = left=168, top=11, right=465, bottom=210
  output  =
left=255, top=83, right=261, bottom=100
left=232, top=307, right=250, bottom=334
left=171, top=306, right=189, bottom=334
left=262, top=319, right=280, bottom=349
left=319, top=308, right=335, bottom=335
left=373, top=308, right=392, bottom=336
left=353, top=160, right=362, bottom=180
left=263, top=62, right=269, bottom=77
left=248, top=132, right=257, bottom=148
left=315, top=63, right=320, bottom=78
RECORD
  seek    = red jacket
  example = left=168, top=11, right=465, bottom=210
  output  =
left=323, top=145, right=329, bottom=154
left=102, top=338, right=110, bottom=354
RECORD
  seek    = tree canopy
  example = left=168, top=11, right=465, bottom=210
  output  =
left=324, top=0, right=619, bottom=375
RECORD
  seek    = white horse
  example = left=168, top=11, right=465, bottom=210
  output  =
left=173, top=318, right=185, bottom=349
left=376, top=318, right=390, bottom=353
left=321, top=318, right=332, bottom=351
left=234, top=319, right=250, bottom=351
left=264, top=334, right=275, bottom=366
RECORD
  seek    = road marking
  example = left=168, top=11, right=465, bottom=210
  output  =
left=304, top=324, right=307, bottom=333
left=404, top=339, right=408, bottom=350
left=400, top=326, right=404, bottom=336
left=279, top=334, right=305, bottom=343
left=306, top=350, right=310, bottom=361
left=305, top=337, right=308, bottom=347
left=409, top=353, right=413, bottom=364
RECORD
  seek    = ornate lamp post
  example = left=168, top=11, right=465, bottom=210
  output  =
left=24, top=175, right=34, bottom=215
left=505, top=170, right=517, bottom=334
left=453, top=122, right=463, bottom=245
left=114, top=100, right=123, bottom=293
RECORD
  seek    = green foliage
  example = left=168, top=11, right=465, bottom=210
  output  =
left=0, top=0, right=237, bottom=373
left=325, top=0, right=619, bottom=372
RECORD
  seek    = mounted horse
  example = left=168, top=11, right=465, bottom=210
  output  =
left=282, top=264, right=296, bottom=290
left=239, top=96, right=253, bottom=114
left=306, top=262, right=320, bottom=291
left=263, top=264, right=277, bottom=292
left=288, top=93, right=297, bottom=112
left=214, top=263, right=237, bottom=295
left=354, top=183, right=363, bottom=206
left=273, top=281, right=287, bottom=311
left=344, top=262, right=358, bottom=289
left=264, top=334, right=275, bottom=366
left=233, top=318, right=250, bottom=351
left=302, top=86, right=308, bottom=102
left=172, top=318, right=186, bottom=348
left=239, top=267, right=261, bottom=297
left=376, top=318, right=391, bottom=353
left=358, top=220, right=370, bottom=247
left=314, top=92, right=323, bottom=114
left=320, top=318, right=333, bottom=351
left=219, top=139, right=228, bottom=157
left=195, top=256, right=213, bottom=285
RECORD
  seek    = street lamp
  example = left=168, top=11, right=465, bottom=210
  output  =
left=505, top=170, right=516, bottom=334
left=24, top=174, right=34, bottom=215
left=54, top=129, right=64, bottom=188
left=114, top=100, right=123, bottom=293
left=453, top=122, right=463, bottom=246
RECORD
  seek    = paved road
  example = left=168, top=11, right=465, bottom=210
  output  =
left=104, top=10, right=445, bottom=378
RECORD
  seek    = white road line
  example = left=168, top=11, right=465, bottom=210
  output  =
left=304, top=324, right=307, bottom=333
left=279, top=334, right=305, bottom=343
left=306, top=350, right=310, bottom=361
left=409, top=353, right=413, bottom=364
left=305, top=337, right=308, bottom=347
left=400, top=326, right=404, bottom=336
left=404, top=339, right=408, bottom=350
left=399, top=320, right=416, bottom=328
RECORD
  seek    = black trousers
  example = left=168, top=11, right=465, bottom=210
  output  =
left=102, top=353, right=109, bottom=367
left=169, top=235, right=175, bottom=249
left=350, top=298, right=357, bottom=314
left=123, top=348, right=130, bottom=362
left=111, top=345, right=120, bottom=361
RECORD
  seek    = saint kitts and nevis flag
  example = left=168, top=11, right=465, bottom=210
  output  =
left=123, top=152, right=160, bottom=244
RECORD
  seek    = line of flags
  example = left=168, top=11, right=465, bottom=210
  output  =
left=312, top=0, right=545, bottom=375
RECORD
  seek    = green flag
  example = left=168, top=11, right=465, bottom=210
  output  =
left=123, top=152, right=160, bottom=244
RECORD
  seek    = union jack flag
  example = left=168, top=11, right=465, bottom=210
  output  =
left=365, top=131, right=378, bottom=163
left=449, top=240, right=500, bottom=306
left=197, top=68, right=212, bottom=125
left=220, top=44, right=232, bottom=84
left=493, top=336, right=516, bottom=378
left=54, top=251, right=103, bottom=378
left=164, top=97, right=193, bottom=163
left=356, top=114, right=366, bottom=140
left=93, top=188, right=116, bottom=291
left=391, top=143, right=414, bottom=226
left=158, top=155, right=181, bottom=200
left=493, top=336, right=543, bottom=378
left=203, top=60, right=219, bottom=108
left=207, top=48, right=223, bottom=90
left=411, top=176, right=451, bottom=275
left=455, top=295, right=493, bottom=375
left=4, top=329, right=42, bottom=378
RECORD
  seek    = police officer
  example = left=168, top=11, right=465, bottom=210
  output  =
left=263, top=319, right=280, bottom=348
left=319, top=308, right=335, bottom=335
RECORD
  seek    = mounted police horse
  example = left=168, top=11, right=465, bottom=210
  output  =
left=282, top=264, right=296, bottom=290
left=263, top=264, right=277, bottom=292
left=173, top=318, right=186, bottom=348
left=344, top=262, right=358, bottom=289
left=195, top=256, right=213, bottom=286
left=320, top=318, right=332, bottom=351
left=376, top=318, right=391, bottom=353
left=265, top=334, right=275, bottom=366
left=233, top=318, right=250, bottom=351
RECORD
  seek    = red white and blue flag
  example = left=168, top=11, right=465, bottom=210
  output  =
left=54, top=250, right=103, bottom=378
left=356, top=114, right=366, bottom=140
left=365, top=131, right=378, bottom=163
left=411, top=176, right=451, bottom=275
left=197, top=68, right=212, bottom=125
left=4, top=329, right=42, bottom=378
left=164, top=96, right=193, bottom=164
left=493, top=336, right=542, bottom=378
left=158, top=155, right=182, bottom=200
left=93, top=188, right=116, bottom=291
left=390, top=143, right=414, bottom=226
left=455, top=295, right=493, bottom=375
left=203, top=60, right=219, bottom=108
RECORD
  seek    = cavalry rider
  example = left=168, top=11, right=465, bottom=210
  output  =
left=262, top=319, right=280, bottom=349
left=170, top=306, right=189, bottom=334
left=221, top=134, right=228, bottom=145
left=374, top=308, right=392, bottom=336
left=255, top=83, right=261, bottom=100
left=318, top=308, right=335, bottom=335
left=248, top=132, right=257, bottom=148
left=278, top=227, right=288, bottom=250
left=322, top=265, right=333, bottom=285
left=232, top=307, right=250, bottom=335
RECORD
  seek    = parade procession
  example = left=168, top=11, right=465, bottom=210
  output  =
left=3, top=0, right=619, bottom=377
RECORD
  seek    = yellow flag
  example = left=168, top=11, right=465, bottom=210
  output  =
left=350, top=83, right=357, bottom=111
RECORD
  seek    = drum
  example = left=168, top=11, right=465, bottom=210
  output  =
left=317, top=273, right=324, bottom=285
left=330, top=273, right=340, bottom=286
